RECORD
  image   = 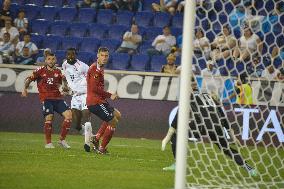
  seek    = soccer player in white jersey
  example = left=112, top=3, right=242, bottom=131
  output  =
left=62, top=48, right=93, bottom=152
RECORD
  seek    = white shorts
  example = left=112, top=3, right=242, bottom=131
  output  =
left=71, top=94, right=88, bottom=111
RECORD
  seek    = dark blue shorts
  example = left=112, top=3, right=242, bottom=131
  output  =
left=88, top=103, right=114, bottom=122
left=42, top=99, right=70, bottom=116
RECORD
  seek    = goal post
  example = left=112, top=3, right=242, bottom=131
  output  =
left=175, top=0, right=196, bottom=188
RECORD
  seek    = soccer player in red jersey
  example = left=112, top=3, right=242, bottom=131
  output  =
left=21, top=53, right=72, bottom=149
left=86, top=47, right=121, bottom=154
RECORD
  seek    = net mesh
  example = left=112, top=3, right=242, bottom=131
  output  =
left=185, top=0, right=284, bottom=188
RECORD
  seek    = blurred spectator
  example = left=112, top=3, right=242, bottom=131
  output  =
left=13, top=10, right=28, bottom=38
left=193, top=28, right=210, bottom=59
left=15, top=34, right=38, bottom=57
left=36, top=48, right=51, bottom=66
left=201, top=60, right=220, bottom=77
left=261, top=64, right=282, bottom=80
left=147, top=26, right=176, bottom=56
left=161, top=53, right=177, bottom=74
left=14, top=46, right=35, bottom=65
left=210, top=25, right=237, bottom=61
left=233, top=26, right=263, bottom=62
left=271, top=46, right=284, bottom=63
left=177, top=1, right=185, bottom=13
left=229, top=73, right=253, bottom=105
left=77, top=0, right=100, bottom=9
left=119, top=0, right=142, bottom=12
left=99, top=0, right=120, bottom=11
left=152, top=0, right=178, bottom=15
left=116, top=24, right=142, bottom=55
left=0, top=20, right=19, bottom=45
left=0, top=32, right=14, bottom=64
left=0, top=0, right=12, bottom=28
left=246, top=55, right=264, bottom=77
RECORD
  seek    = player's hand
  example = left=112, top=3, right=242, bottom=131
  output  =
left=21, top=89, right=28, bottom=97
left=110, top=93, right=118, bottom=100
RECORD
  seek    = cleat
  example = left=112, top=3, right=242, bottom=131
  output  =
left=249, top=169, right=258, bottom=177
left=163, top=163, right=175, bottom=171
left=84, top=144, right=91, bottom=152
left=95, top=148, right=109, bottom=155
left=58, top=140, right=71, bottom=149
left=91, top=136, right=99, bottom=150
left=45, top=143, right=55, bottom=149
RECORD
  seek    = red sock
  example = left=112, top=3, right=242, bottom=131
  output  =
left=44, top=121, right=52, bottom=144
left=60, top=119, right=71, bottom=141
left=95, top=121, right=108, bottom=141
left=100, top=125, right=115, bottom=150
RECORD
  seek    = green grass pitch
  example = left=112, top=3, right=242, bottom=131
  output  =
left=0, top=132, right=283, bottom=189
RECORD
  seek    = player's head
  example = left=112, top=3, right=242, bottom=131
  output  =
left=97, top=47, right=109, bottom=67
left=66, top=48, right=77, bottom=65
left=45, top=53, right=57, bottom=68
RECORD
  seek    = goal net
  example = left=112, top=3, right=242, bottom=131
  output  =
left=177, top=0, right=284, bottom=188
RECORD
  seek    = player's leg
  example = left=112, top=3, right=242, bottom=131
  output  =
left=211, top=125, right=257, bottom=176
left=42, top=100, right=55, bottom=148
left=99, top=108, right=121, bottom=153
left=70, top=96, right=83, bottom=132
left=55, top=100, right=72, bottom=149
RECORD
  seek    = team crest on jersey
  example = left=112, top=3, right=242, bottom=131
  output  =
left=54, top=73, right=58, bottom=77
left=94, top=74, right=99, bottom=79
left=43, top=74, right=46, bottom=77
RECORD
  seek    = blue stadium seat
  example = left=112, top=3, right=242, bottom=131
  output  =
left=55, top=50, right=66, bottom=66
left=48, top=21, right=70, bottom=37
left=26, top=0, right=45, bottom=6
left=225, top=59, right=235, bottom=71
left=115, top=10, right=134, bottom=26
left=69, top=23, right=88, bottom=37
left=206, top=31, right=215, bottom=42
left=11, top=0, right=26, bottom=5
left=61, top=37, right=82, bottom=51
left=96, top=9, right=113, bottom=25
left=77, top=8, right=96, bottom=23
left=197, top=58, right=207, bottom=70
left=88, top=23, right=109, bottom=39
left=108, top=25, right=128, bottom=40
left=236, top=62, right=245, bottom=73
left=139, top=41, right=152, bottom=54
left=110, top=53, right=130, bottom=70
left=100, top=39, right=120, bottom=53
left=130, top=54, right=149, bottom=71
left=219, top=67, right=228, bottom=76
left=39, top=7, right=59, bottom=21
left=224, top=1, right=234, bottom=14
left=201, top=19, right=210, bottom=30
left=213, top=22, right=222, bottom=35
left=77, top=51, right=95, bottom=65
left=265, top=33, right=275, bottom=46
left=9, top=4, right=20, bottom=18
left=213, top=0, right=223, bottom=12
left=45, top=0, right=64, bottom=7
left=80, top=37, right=100, bottom=53
left=65, top=0, right=77, bottom=7
left=153, top=12, right=171, bottom=27
left=134, top=11, right=153, bottom=27
left=172, top=13, right=183, bottom=28
left=175, top=56, right=181, bottom=65
left=22, top=5, right=39, bottom=20
left=31, top=19, right=50, bottom=35
left=265, top=0, right=275, bottom=13
left=30, top=34, right=43, bottom=49
left=150, top=55, right=167, bottom=72
left=145, top=27, right=161, bottom=41
left=42, top=35, right=62, bottom=51
left=171, top=27, right=182, bottom=38
left=57, top=7, right=77, bottom=22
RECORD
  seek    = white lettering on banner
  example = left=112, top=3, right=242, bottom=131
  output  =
left=256, top=110, right=284, bottom=142
left=104, top=74, right=118, bottom=94
left=117, top=75, right=142, bottom=98
left=15, top=70, right=38, bottom=93
left=142, top=76, right=169, bottom=100
left=0, top=68, right=16, bottom=87
left=167, top=77, right=179, bottom=101
left=235, top=108, right=284, bottom=143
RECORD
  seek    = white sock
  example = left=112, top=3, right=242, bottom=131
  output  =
left=84, top=122, right=92, bottom=146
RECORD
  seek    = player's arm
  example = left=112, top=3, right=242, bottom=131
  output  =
left=21, top=74, right=34, bottom=97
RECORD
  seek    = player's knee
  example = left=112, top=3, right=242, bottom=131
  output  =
left=64, top=110, right=72, bottom=120
left=45, top=114, right=53, bottom=122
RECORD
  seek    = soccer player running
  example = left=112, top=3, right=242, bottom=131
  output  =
left=21, top=53, right=72, bottom=149
left=61, top=48, right=103, bottom=152
left=161, top=76, right=257, bottom=176
left=86, top=47, right=121, bottom=154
